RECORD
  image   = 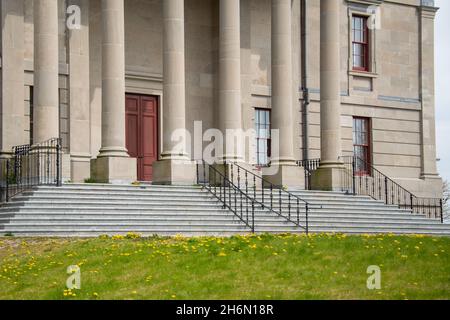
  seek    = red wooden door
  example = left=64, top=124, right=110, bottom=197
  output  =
left=125, top=94, right=158, bottom=181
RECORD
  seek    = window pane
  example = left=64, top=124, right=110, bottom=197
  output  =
left=354, top=55, right=363, bottom=68
left=355, top=17, right=361, bottom=30
left=255, top=109, right=271, bottom=166
left=353, top=118, right=371, bottom=173
left=352, top=16, right=369, bottom=71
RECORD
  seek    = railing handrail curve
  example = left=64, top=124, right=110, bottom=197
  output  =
left=340, top=155, right=443, bottom=222
left=230, top=161, right=309, bottom=232
left=197, top=160, right=257, bottom=232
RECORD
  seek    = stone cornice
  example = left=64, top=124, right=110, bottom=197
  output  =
left=346, top=0, right=383, bottom=6
left=420, top=2, right=439, bottom=19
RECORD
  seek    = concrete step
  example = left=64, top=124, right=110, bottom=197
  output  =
left=36, top=184, right=203, bottom=192
left=0, top=230, right=251, bottom=237
left=1, top=218, right=446, bottom=230
left=1, top=224, right=253, bottom=232
left=0, top=212, right=438, bottom=222
left=11, top=196, right=220, bottom=204
left=2, top=201, right=224, bottom=209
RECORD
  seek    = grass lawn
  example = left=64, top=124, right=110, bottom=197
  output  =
left=0, top=233, right=448, bottom=300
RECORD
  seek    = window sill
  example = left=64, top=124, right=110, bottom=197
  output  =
left=349, top=70, right=378, bottom=78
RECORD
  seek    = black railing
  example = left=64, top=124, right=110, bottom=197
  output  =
left=297, top=159, right=321, bottom=190
left=229, top=162, right=309, bottom=233
left=0, top=138, right=62, bottom=203
left=197, top=161, right=257, bottom=232
left=340, top=156, right=443, bottom=222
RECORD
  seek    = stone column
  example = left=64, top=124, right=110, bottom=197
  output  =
left=218, top=0, right=243, bottom=162
left=311, top=0, right=343, bottom=191
left=91, top=0, right=136, bottom=183
left=263, top=0, right=304, bottom=188
left=33, top=0, right=59, bottom=143
left=153, top=0, right=196, bottom=185
left=68, top=0, right=91, bottom=182
left=0, top=0, right=26, bottom=156
left=418, top=4, right=442, bottom=197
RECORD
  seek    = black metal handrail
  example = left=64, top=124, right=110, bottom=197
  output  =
left=0, top=138, right=62, bottom=203
left=229, top=162, right=309, bottom=233
left=297, top=159, right=321, bottom=190
left=340, top=156, right=443, bottom=222
left=197, top=160, right=258, bottom=232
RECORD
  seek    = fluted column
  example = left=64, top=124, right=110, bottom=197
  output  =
left=218, top=0, right=242, bottom=161
left=98, top=0, right=127, bottom=158
left=152, top=0, right=196, bottom=185
left=311, top=0, right=343, bottom=191
left=161, top=0, right=188, bottom=160
left=33, top=0, right=59, bottom=143
left=91, top=0, right=136, bottom=183
left=263, top=0, right=304, bottom=187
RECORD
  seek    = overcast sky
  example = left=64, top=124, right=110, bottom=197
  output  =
left=435, top=0, right=450, bottom=182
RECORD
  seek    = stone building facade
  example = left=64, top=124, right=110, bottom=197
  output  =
left=0, top=0, right=443, bottom=198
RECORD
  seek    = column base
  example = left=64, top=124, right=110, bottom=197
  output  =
left=311, top=165, right=344, bottom=191
left=90, top=156, right=137, bottom=184
left=262, top=165, right=305, bottom=189
left=152, top=159, right=197, bottom=186
left=71, top=154, right=92, bottom=183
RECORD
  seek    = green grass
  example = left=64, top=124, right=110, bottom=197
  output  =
left=0, top=233, right=448, bottom=300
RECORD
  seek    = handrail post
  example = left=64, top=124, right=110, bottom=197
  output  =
left=251, top=201, right=255, bottom=233
left=305, top=203, right=309, bottom=236
left=440, top=199, right=443, bottom=224
left=384, top=177, right=388, bottom=205
left=6, top=159, right=10, bottom=202
left=262, top=180, right=265, bottom=206
left=410, top=194, right=414, bottom=212
left=253, top=176, right=256, bottom=200
left=288, top=194, right=291, bottom=220
left=270, top=184, right=273, bottom=209
left=56, top=141, right=61, bottom=187
left=196, top=161, right=199, bottom=185
left=279, top=189, right=282, bottom=215
left=352, top=157, right=356, bottom=195
left=204, top=161, right=208, bottom=189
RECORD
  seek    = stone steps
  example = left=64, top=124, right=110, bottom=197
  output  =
left=0, top=184, right=448, bottom=237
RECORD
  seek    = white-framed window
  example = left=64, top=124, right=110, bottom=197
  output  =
left=255, top=108, right=271, bottom=167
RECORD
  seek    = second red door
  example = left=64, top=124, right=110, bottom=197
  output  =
left=125, top=94, right=159, bottom=182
